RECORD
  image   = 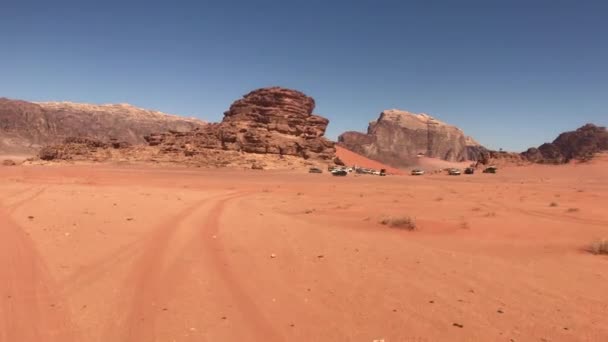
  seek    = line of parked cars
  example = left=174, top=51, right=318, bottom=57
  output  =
left=310, top=166, right=387, bottom=176
left=411, top=166, right=498, bottom=176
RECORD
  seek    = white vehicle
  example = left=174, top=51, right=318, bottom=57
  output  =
left=411, top=169, right=425, bottom=176
left=448, top=168, right=461, bottom=176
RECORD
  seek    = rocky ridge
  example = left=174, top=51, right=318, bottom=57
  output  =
left=35, top=87, right=337, bottom=169
left=521, top=124, right=608, bottom=164
left=0, top=98, right=205, bottom=154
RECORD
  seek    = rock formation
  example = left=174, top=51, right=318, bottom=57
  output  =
left=0, top=98, right=205, bottom=154
left=143, top=87, right=335, bottom=161
left=35, top=87, right=336, bottom=168
left=338, top=109, right=484, bottom=167
left=521, top=124, right=608, bottom=163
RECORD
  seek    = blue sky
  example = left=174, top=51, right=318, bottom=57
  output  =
left=1, top=0, right=606, bottom=151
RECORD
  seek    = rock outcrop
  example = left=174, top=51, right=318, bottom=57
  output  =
left=0, top=98, right=205, bottom=154
left=143, top=87, right=335, bottom=161
left=521, top=124, right=608, bottom=163
left=36, top=87, right=336, bottom=168
left=338, top=109, right=484, bottom=167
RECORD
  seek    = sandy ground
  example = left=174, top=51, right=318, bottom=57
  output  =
left=335, top=146, right=473, bottom=175
left=1, top=159, right=608, bottom=342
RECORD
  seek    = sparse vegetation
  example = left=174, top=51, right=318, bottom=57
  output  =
left=589, top=239, right=608, bottom=255
left=566, top=208, right=580, bottom=213
left=380, top=216, right=416, bottom=230
left=549, top=202, right=559, bottom=207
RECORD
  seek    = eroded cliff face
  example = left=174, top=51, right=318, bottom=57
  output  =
left=521, top=124, right=608, bottom=164
left=338, top=109, right=483, bottom=167
left=144, top=87, right=335, bottom=161
left=35, top=87, right=336, bottom=168
left=0, top=98, right=205, bottom=154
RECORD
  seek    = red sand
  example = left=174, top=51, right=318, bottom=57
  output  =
left=1, top=160, right=608, bottom=341
left=335, top=145, right=404, bottom=174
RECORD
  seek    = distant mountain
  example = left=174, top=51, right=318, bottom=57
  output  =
left=521, top=124, right=608, bottom=164
left=0, top=98, right=205, bottom=154
left=338, top=109, right=486, bottom=168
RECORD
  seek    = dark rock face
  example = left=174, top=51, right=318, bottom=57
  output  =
left=521, top=124, right=608, bottom=163
left=38, top=137, right=130, bottom=161
left=144, top=87, right=335, bottom=160
left=0, top=98, right=205, bottom=154
left=338, top=110, right=484, bottom=167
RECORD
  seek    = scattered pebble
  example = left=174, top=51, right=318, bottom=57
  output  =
left=28, top=216, right=34, bottom=220
left=453, top=323, right=464, bottom=328
left=221, top=316, right=227, bottom=320
left=270, top=253, right=276, bottom=258
left=126, top=218, right=134, bottom=221
left=317, top=255, right=324, bottom=259
left=497, top=309, right=504, bottom=314
left=429, top=300, right=434, bottom=304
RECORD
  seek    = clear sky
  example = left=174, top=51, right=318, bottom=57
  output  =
left=1, top=0, right=606, bottom=151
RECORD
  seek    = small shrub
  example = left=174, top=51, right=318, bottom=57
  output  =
left=590, top=239, right=608, bottom=255
left=566, top=208, right=580, bottom=213
left=380, top=216, right=416, bottom=230
left=549, top=202, right=559, bottom=207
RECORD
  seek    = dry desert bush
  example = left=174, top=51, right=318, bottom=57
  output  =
left=380, top=216, right=416, bottom=230
left=590, top=239, right=608, bottom=255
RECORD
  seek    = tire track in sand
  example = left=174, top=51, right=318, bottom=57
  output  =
left=101, top=195, right=217, bottom=342
left=197, top=192, right=283, bottom=342
left=0, top=206, right=78, bottom=342
left=103, top=191, right=282, bottom=342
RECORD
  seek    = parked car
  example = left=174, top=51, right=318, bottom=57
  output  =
left=464, top=167, right=475, bottom=174
left=411, top=169, right=425, bottom=176
left=331, top=169, right=348, bottom=176
left=308, top=167, right=323, bottom=174
left=483, top=166, right=498, bottom=174
left=448, top=168, right=461, bottom=176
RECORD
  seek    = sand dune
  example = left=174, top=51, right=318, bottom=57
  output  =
left=1, top=160, right=608, bottom=341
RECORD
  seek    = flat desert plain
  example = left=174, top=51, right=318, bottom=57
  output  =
left=1, top=159, right=608, bottom=342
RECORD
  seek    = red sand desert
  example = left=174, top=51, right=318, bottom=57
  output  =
left=1, top=158, right=608, bottom=342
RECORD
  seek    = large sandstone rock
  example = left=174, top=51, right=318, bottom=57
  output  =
left=0, top=98, right=205, bottom=154
left=144, top=87, right=335, bottom=160
left=37, top=87, right=336, bottom=168
left=338, top=109, right=484, bottom=167
left=521, top=124, right=608, bottom=163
